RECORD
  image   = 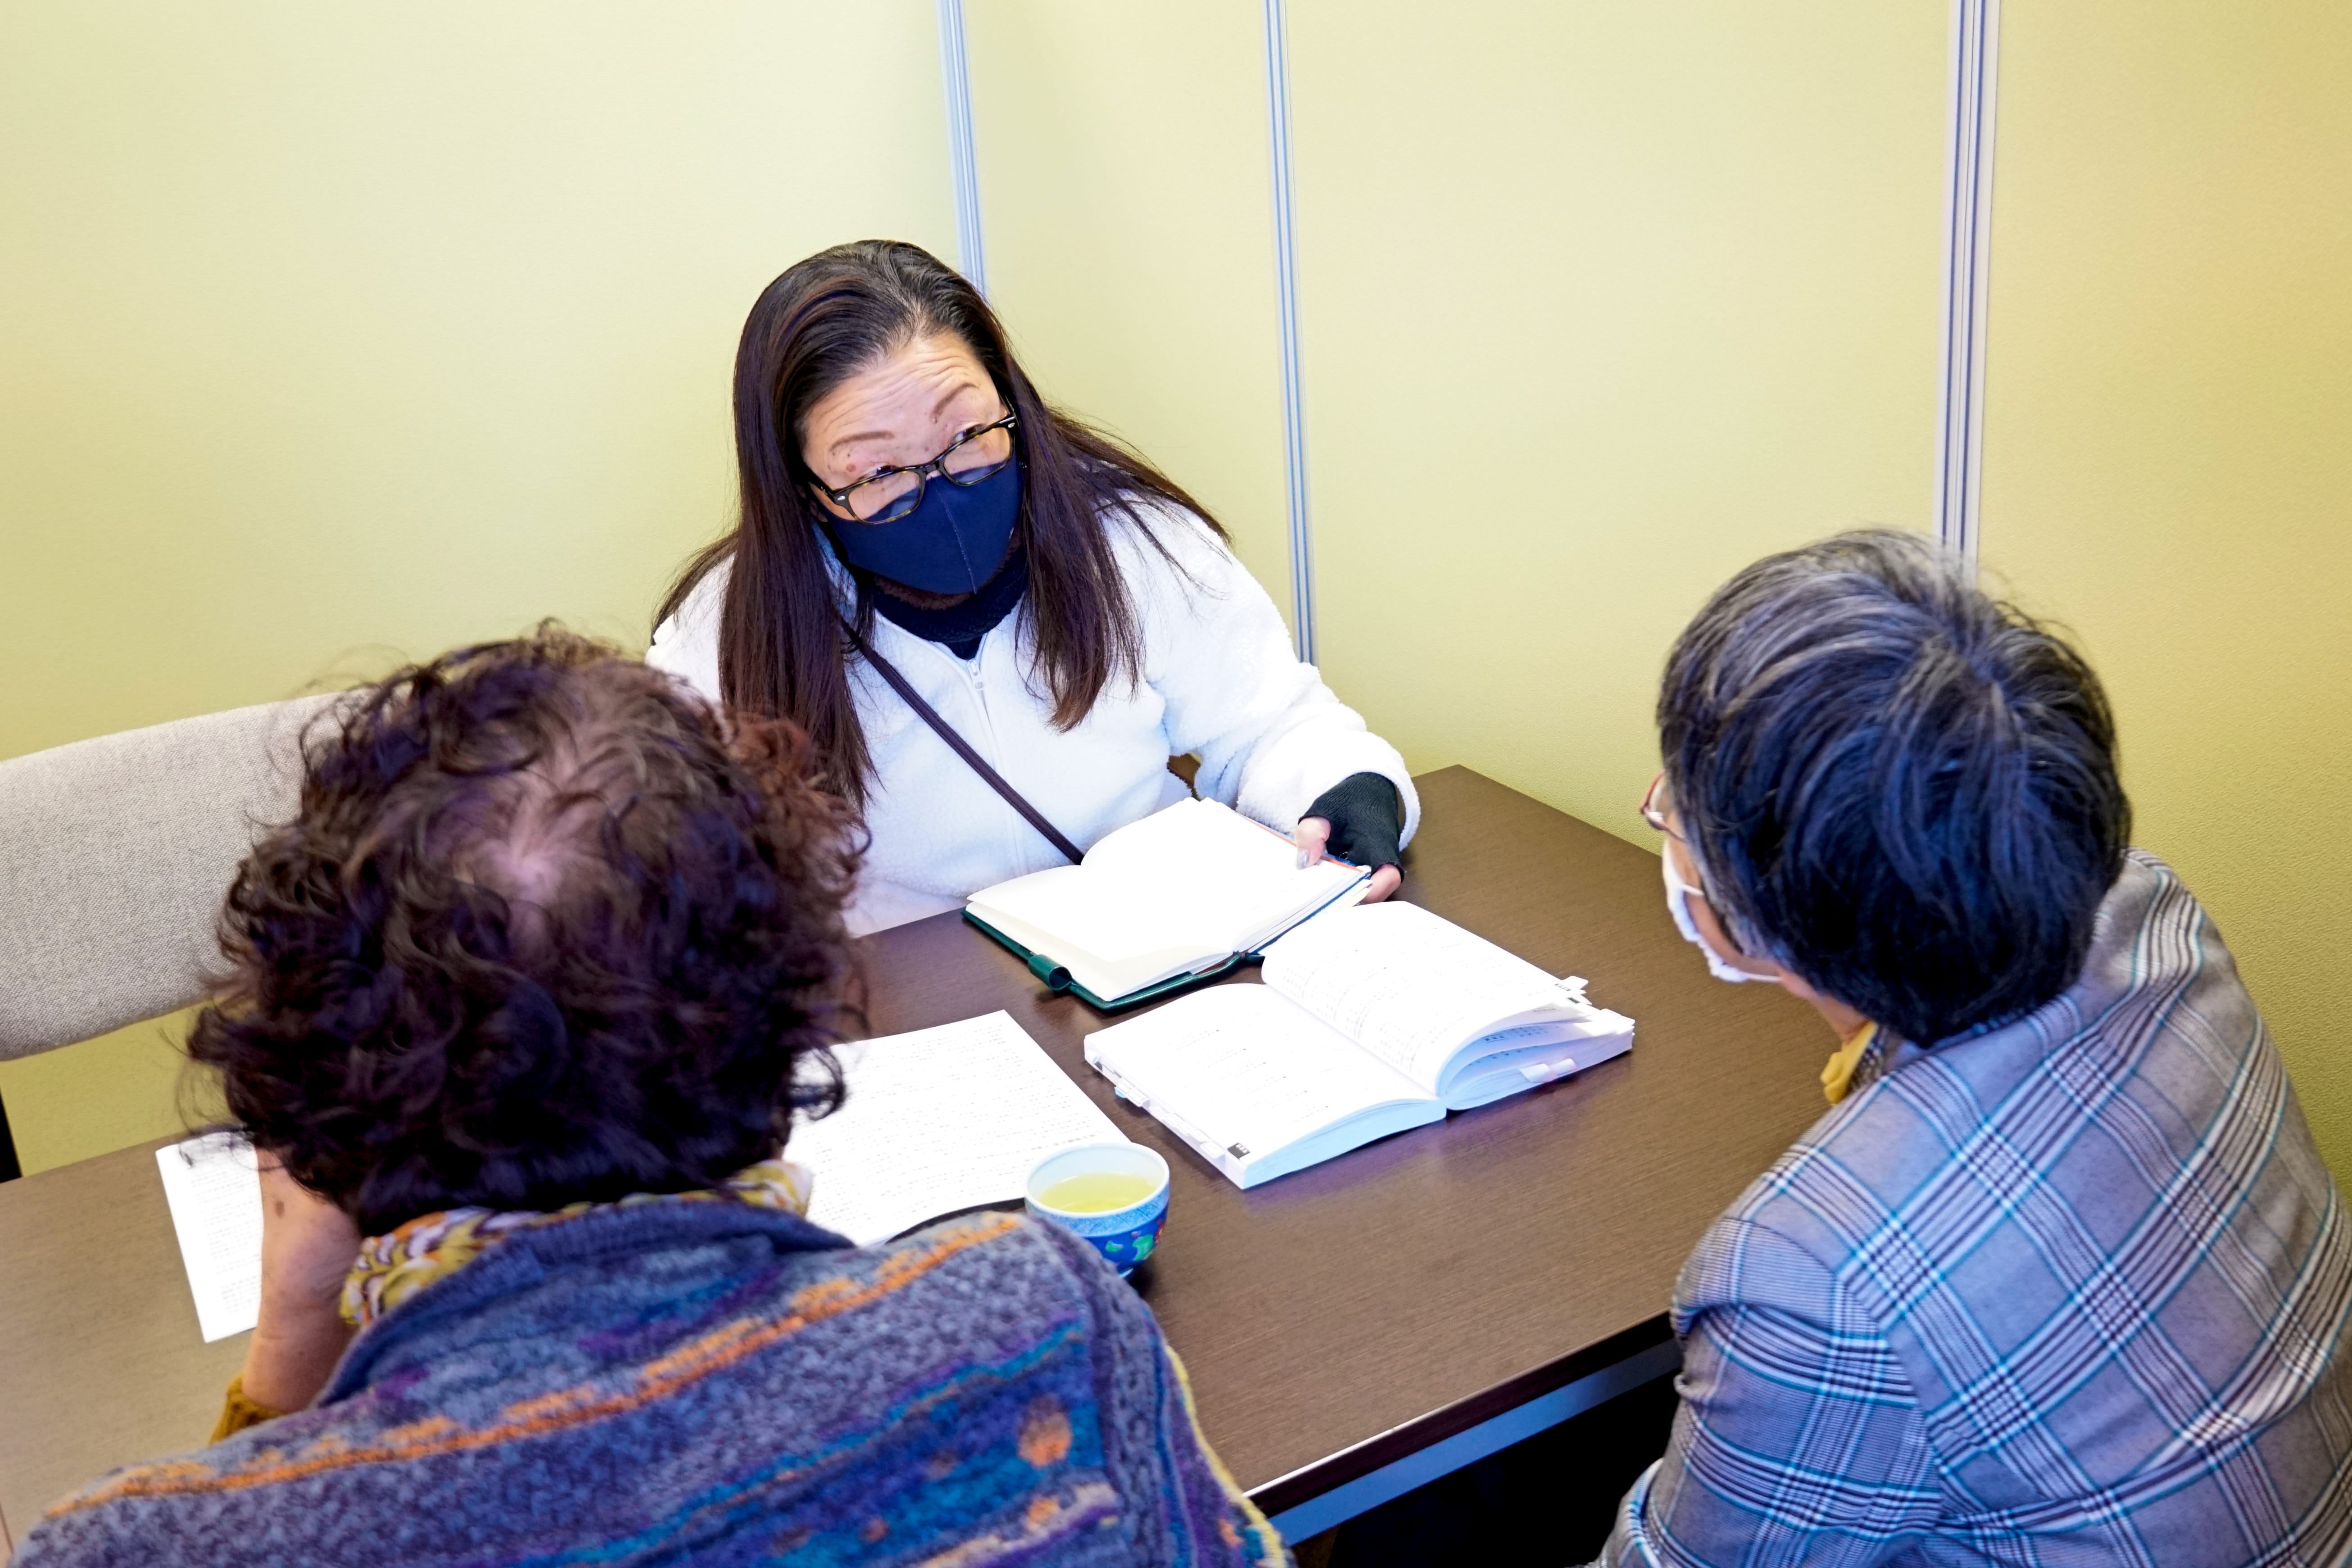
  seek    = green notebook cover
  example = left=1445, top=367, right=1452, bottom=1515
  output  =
left=962, top=911, right=1258, bottom=1013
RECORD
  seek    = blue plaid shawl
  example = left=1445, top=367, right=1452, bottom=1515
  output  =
left=1601, top=852, right=2352, bottom=1567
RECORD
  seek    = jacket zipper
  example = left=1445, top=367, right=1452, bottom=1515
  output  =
left=947, top=637, right=1029, bottom=873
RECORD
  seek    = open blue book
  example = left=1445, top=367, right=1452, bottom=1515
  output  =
left=964, top=798, right=1370, bottom=1011
left=1084, top=901, right=1635, bottom=1188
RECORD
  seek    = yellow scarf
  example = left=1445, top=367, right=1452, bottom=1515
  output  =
left=340, top=1158, right=813, bottom=1329
left=1820, top=1022, right=1880, bottom=1106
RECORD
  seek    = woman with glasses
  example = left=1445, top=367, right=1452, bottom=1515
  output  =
left=652, top=240, right=1417, bottom=934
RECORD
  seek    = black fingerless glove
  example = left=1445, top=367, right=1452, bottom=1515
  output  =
left=1303, top=772, right=1404, bottom=873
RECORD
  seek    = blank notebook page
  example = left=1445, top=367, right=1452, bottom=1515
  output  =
left=975, top=865, right=1205, bottom=966
left=1082, top=798, right=1354, bottom=947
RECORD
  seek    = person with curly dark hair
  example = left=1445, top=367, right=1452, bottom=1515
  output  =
left=16, top=628, right=1286, bottom=1568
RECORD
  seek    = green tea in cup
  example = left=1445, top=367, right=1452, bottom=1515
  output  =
left=1035, top=1170, right=1160, bottom=1214
left=1024, top=1142, right=1170, bottom=1276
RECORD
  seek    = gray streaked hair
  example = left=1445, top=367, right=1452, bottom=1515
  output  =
left=1657, top=530, right=2129, bottom=1044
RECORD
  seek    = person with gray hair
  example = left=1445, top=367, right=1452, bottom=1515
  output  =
left=1595, top=531, right=2351, bottom=1566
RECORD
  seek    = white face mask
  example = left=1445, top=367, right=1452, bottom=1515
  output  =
left=1661, top=842, right=1771, bottom=984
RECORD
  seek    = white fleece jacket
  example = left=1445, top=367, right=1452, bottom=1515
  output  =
left=648, top=504, right=1420, bottom=935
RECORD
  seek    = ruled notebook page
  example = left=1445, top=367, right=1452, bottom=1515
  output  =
left=156, top=1133, right=263, bottom=1343
left=1082, top=984, right=1438, bottom=1186
left=791, top=1011, right=1123, bottom=1246
left=1260, top=900, right=1577, bottom=1092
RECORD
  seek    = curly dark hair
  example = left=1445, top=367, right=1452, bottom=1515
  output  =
left=189, top=625, right=859, bottom=1235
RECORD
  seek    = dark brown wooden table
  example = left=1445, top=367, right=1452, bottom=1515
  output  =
left=0, top=766, right=1834, bottom=1553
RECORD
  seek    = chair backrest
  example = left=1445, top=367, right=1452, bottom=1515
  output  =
left=0, top=694, right=342, bottom=1059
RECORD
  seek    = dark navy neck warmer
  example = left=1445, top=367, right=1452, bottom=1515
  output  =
left=866, top=546, right=1029, bottom=660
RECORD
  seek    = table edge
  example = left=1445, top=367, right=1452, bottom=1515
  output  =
left=1243, top=1312, right=1674, bottom=1516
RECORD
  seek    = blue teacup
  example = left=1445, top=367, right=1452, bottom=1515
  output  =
left=1024, top=1143, right=1170, bottom=1277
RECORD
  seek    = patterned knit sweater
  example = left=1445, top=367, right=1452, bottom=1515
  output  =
left=17, top=1200, right=1289, bottom=1567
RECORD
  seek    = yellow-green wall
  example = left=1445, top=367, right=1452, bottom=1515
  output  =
left=0, top=0, right=956, bottom=1172
left=0, top=1014, right=210, bottom=1177
left=965, top=2, right=1296, bottom=610
left=1978, top=0, right=2352, bottom=1173
left=967, top=0, right=1949, bottom=837
left=1289, top=1, right=1948, bottom=837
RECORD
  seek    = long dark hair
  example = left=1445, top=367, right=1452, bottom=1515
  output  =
left=657, top=240, right=1226, bottom=807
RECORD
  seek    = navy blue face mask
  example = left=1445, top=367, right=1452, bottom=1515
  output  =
left=820, top=460, right=1022, bottom=597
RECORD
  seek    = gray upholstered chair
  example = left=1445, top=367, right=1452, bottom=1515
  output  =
left=0, top=695, right=339, bottom=1085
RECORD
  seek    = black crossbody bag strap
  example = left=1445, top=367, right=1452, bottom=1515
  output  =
left=846, top=629, right=1085, bottom=865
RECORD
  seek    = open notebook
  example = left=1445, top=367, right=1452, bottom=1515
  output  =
left=1084, top=901, right=1635, bottom=1188
left=964, top=797, right=1370, bottom=1010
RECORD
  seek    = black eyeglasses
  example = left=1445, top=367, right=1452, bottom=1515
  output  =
left=815, top=412, right=1018, bottom=525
